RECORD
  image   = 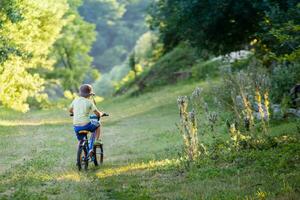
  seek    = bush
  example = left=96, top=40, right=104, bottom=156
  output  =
left=135, top=43, right=198, bottom=88
left=270, top=62, right=300, bottom=103
left=191, top=59, right=221, bottom=80
left=114, top=43, right=199, bottom=94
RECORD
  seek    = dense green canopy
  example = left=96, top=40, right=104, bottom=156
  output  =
left=0, top=0, right=68, bottom=111
left=49, top=0, right=97, bottom=92
left=148, top=0, right=300, bottom=59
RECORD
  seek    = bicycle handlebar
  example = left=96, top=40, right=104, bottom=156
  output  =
left=69, top=113, right=109, bottom=117
left=101, top=113, right=109, bottom=117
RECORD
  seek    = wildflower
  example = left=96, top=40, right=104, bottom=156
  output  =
left=264, top=91, right=270, bottom=121
left=255, top=89, right=264, bottom=120
left=191, top=87, right=202, bottom=99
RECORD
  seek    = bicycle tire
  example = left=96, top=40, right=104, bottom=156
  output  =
left=93, top=143, right=103, bottom=166
left=77, top=143, right=88, bottom=171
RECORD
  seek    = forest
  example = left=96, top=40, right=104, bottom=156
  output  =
left=0, top=0, right=299, bottom=199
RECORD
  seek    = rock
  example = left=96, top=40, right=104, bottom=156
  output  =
left=235, top=95, right=243, bottom=107
left=286, top=108, right=300, bottom=118
left=253, top=112, right=262, bottom=120
left=253, top=102, right=267, bottom=113
left=271, top=104, right=282, bottom=119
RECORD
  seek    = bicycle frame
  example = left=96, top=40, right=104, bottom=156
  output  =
left=79, top=131, right=97, bottom=157
left=75, top=113, right=109, bottom=170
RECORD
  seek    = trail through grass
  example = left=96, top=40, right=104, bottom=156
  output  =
left=0, top=81, right=299, bottom=199
left=0, top=82, right=197, bottom=199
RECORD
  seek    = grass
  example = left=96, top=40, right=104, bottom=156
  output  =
left=0, top=81, right=299, bottom=199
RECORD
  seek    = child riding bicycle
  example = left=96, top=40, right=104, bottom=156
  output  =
left=69, top=84, right=104, bottom=155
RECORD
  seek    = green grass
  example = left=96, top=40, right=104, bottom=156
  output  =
left=0, top=81, right=299, bottom=199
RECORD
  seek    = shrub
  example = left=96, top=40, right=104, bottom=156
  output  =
left=270, top=62, right=300, bottom=103
left=191, top=59, right=221, bottom=80
left=115, top=43, right=198, bottom=94
left=177, top=96, right=200, bottom=162
left=212, top=66, right=272, bottom=147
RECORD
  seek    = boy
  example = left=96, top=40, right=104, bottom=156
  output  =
left=69, top=84, right=103, bottom=154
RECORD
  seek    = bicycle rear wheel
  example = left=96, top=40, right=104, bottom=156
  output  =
left=77, top=143, right=88, bottom=171
left=93, top=143, right=103, bottom=166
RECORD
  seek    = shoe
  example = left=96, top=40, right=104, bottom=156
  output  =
left=94, top=139, right=103, bottom=145
left=89, top=149, right=94, bottom=157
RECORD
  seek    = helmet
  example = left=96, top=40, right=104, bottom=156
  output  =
left=79, top=84, right=95, bottom=97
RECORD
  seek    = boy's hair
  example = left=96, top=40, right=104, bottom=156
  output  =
left=79, top=84, right=95, bottom=98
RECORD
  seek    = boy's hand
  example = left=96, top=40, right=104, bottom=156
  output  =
left=69, top=108, right=74, bottom=116
left=94, top=110, right=101, bottom=118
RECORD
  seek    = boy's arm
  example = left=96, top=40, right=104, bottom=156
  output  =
left=93, top=109, right=103, bottom=118
left=91, top=102, right=103, bottom=117
left=69, top=101, right=74, bottom=115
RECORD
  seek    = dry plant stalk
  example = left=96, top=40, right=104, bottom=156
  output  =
left=264, top=91, right=270, bottom=121
left=255, top=89, right=271, bottom=134
left=240, top=87, right=254, bottom=131
left=177, top=96, right=199, bottom=161
left=229, top=123, right=250, bottom=149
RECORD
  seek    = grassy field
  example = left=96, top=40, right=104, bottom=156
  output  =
left=0, top=81, right=299, bottom=200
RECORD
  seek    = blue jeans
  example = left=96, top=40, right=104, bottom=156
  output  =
left=74, top=121, right=100, bottom=152
left=74, top=121, right=100, bottom=140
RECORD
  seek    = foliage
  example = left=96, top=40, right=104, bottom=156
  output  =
left=191, top=59, right=222, bottom=80
left=115, top=65, right=143, bottom=93
left=133, top=31, right=160, bottom=67
left=48, top=0, right=97, bottom=92
left=93, top=31, right=160, bottom=97
left=79, top=0, right=152, bottom=72
left=93, top=75, right=116, bottom=97
left=191, top=87, right=220, bottom=134
left=177, top=96, right=201, bottom=162
left=220, top=70, right=270, bottom=125
left=0, top=0, right=67, bottom=112
left=116, top=43, right=198, bottom=94
left=270, top=62, right=300, bottom=103
left=148, top=0, right=300, bottom=59
left=93, top=63, right=131, bottom=97
left=129, top=52, right=136, bottom=76
left=254, top=2, right=300, bottom=64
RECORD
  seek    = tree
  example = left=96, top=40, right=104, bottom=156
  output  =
left=254, top=2, right=300, bottom=64
left=148, top=0, right=300, bottom=57
left=79, top=0, right=151, bottom=72
left=129, top=52, right=137, bottom=76
left=0, top=0, right=67, bottom=112
left=48, top=0, right=98, bottom=92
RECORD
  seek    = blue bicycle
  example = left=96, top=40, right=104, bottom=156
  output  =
left=76, top=114, right=108, bottom=171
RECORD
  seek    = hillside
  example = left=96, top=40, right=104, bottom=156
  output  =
left=0, top=80, right=299, bottom=199
left=0, top=1, right=299, bottom=199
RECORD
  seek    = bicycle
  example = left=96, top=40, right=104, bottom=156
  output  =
left=76, top=113, right=109, bottom=171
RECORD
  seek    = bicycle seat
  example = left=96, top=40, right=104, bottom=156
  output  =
left=78, top=130, right=89, bottom=134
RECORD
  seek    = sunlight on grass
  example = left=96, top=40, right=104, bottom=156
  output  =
left=57, top=172, right=81, bottom=182
left=96, top=159, right=180, bottom=178
left=0, top=119, right=69, bottom=126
